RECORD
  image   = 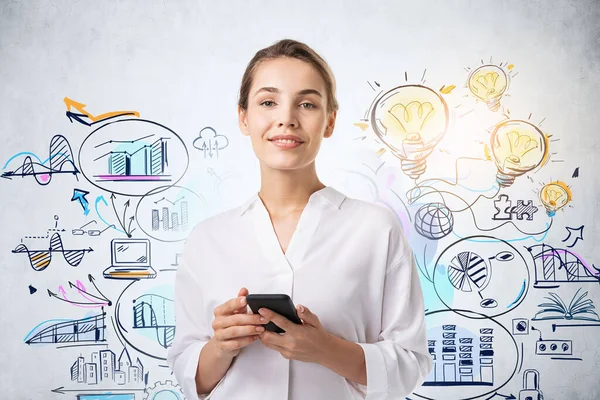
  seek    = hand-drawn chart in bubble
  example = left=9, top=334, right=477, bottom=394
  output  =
left=413, top=309, right=518, bottom=400
left=114, top=271, right=176, bottom=360
left=78, top=119, right=189, bottom=196
left=135, top=185, right=208, bottom=242
left=433, top=236, right=530, bottom=318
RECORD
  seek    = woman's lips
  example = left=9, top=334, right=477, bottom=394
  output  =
left=269, top=139, right=303, bottom=149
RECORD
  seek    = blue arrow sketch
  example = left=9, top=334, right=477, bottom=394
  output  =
left=94, top=195, right=126, bottom=234
left=71, top=189, right=90, bottom=216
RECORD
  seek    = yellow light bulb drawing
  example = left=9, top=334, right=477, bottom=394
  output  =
left=468, top=65, right=508, bottom=112
left=539, top=181, right=572, bottom=217
left=370, top=85, right=449, bottom=180
left=490, top=120, right=548, bottom=187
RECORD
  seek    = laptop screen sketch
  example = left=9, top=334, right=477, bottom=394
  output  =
left=103, top=238, right=156, bottom=280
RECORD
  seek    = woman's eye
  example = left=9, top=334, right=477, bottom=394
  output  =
left=300, top=103, right=316, bottom=109
left=260, top=100, right=275, bottom=107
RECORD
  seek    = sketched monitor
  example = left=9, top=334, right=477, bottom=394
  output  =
left=103, top=238, right=156, bottom=280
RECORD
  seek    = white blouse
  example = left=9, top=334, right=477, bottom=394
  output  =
left=167, top=185, right=432, bottom=400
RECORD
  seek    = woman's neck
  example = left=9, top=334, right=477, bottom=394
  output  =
left=258, top=162, right=325, bottom=217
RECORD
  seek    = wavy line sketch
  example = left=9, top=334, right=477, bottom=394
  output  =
left=64, top=97, right=140, bottom=126
left=114, top=272, right=176, bottom=360
left=132, top=294, right=175, bottom=349
left=193, top=126, right=229, bottom=158
left=12, top=232, right=93, bottom=271
left=24, top=309, right=106, bottom=345
left=1, top=135, right=79, bottom=185
left=78, top=119, right=189, bottom=196
left=527, top=244, right=600, bottom=288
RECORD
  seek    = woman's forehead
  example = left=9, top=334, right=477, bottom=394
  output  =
left=251, top=58, right=325, bottom=95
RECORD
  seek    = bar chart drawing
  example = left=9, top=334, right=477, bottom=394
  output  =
left=135, top=185, right=207, bottom=242
left=79, top=119, right=189, bottom=196
left=151, top=196, right=188, bottom=232
left=415, top=310, right=519, bottom=400
left=93, top=134, right=171, bottom=182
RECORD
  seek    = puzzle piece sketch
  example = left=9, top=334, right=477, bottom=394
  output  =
left=512, top=200, right=538, bottom=220
left=493, top=194, right=513, bottom=220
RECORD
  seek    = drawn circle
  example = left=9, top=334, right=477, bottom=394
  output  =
left=433, top=235, right=529, bottom=318
left=413, top=309, right=518, bottom=400
left=414, top=202, right=454, bottom=240
left=114, top=271, right=176, bottom=360
left=135, top=185, right=208, bottom=242
left=78, top=119, right=189, bottom=196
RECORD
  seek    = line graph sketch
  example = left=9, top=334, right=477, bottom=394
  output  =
left=132, top=294, right=176, bottom=349
left=1, top=135, right=79, bottom=185
left=78, top=118, right=189, bottom=196
left=12, top=232, right=93, bottom=271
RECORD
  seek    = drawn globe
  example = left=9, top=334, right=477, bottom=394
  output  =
left=414, top=202, right=454, bottom=239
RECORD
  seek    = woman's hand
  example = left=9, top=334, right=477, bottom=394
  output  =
left=257, top=304, right=333, bottom=364
left=211, top=287, right=267, bottom=358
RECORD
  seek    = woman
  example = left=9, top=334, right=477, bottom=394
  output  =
left=167, top=38, right=432, bottom=400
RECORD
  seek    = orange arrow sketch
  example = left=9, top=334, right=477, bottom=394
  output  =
left=64, top=97, right=139, bottom=124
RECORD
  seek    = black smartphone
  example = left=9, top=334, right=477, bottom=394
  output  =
left=245, top=294, right=303, bottom=333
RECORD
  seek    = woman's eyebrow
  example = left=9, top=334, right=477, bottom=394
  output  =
left=254, top=87, right=322, bottom=98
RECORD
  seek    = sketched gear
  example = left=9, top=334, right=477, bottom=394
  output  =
left=144, top=380, right=185, bottom=400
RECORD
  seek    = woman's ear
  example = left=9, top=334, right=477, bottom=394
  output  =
left=238, top=105, right=250, bottom=136
left=324, top=110, right=337, bottom=138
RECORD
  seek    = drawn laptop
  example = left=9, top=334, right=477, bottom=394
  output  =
left=103, top=238, right=156, bottom=280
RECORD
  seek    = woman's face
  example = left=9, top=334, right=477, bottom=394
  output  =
left=238, top=57, right=336, bottom=171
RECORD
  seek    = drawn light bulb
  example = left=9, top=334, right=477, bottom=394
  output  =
left=468, top=65, right=508, bottom=112
left=370, top=85, right=449, bottom=180
left=490, top=120, right=548, bottom=188
left=539, top=181, right=571, bottom=217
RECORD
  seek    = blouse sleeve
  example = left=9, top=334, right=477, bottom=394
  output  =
left=356, top=221, right=433, bottom=399
left=167, top=239, right=225, bottom=399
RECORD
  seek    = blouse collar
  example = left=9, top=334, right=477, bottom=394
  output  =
left=239, top=186, right=346, bottom=217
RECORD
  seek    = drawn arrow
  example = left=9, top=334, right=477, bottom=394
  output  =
left=562, top=225, right=584, bottom=248
left=127, top=216, right=135, bottom=236
left=51, top=386, right=146, bottom=395
left=88, top=274, right=112, bottom=305
left=71, top=188, right=90, bottom=216
left=63, top=96, right=140, bottom=126
left=95, top=195, right=126, bottom=234
left=68, top=280, right=111, bottom=306
left=47, top=288, right=104, bottom=307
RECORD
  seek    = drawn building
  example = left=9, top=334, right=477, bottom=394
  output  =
left=71, top=347, right=143, bottom=386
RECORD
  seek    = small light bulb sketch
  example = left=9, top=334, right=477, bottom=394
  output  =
left=468, top=64, right=509, bottom=112
left=490, top=120, right=548, bottom=187
left=193, top=126, right=229, bottom=159
left=539, top=181, right=572, bottom=217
